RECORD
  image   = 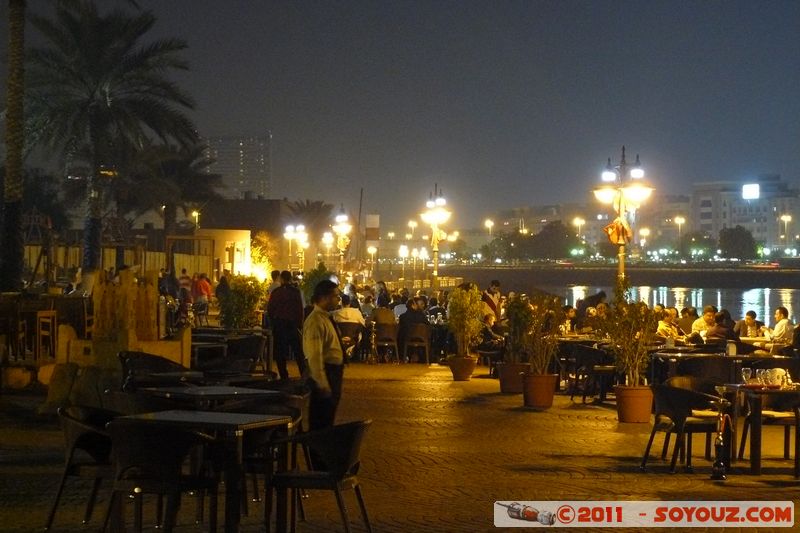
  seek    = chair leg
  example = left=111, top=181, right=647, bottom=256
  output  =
left=784, top=425, right=791, bottom=460
left=290, top=488, right=297, bottom=533
left=738, top=418, right=750, bottom=460
left=640, top=426, right=659, bottom=470
left=661, top=433, right=671, bottom=460
left=155, top=494, right=163, bottom=529
left=208, top=486, right=218, bottom=533
left=163, top=492, right=181, bottom=533
left=794, top=409, right=800, bottom=478
left=251, top=472, right=261, bottom=502
left=133, top=493, right=143, bottom=533
left=264, top=483, right=273, bottom=533
left=297, top=487, right=306, bottom=521
left=685, top=433, right=694, bottom=471
left=83, top=476, right=103, bottom=524
left=241, top=475, right=249, bottom=517
left=669, top=432, right=683, bottom=473
left=44, top=466, right=70, bottom=530
left=334, top=487, right=353, bottom=533
left=101, top=491, right=117, bottom=532
left=704, top=433, right=712, bottom=460
left=354, top=484, right=373, bottom=533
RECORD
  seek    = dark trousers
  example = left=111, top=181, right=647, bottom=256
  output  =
left=309, top=363, right=344, bottom=431
left=272, top=319, right=306, bottom=379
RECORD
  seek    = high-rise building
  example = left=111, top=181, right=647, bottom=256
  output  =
left=204, top=134, right=272, bottom=199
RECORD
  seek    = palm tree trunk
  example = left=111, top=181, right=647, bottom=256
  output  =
left=163, top=203, right=177, bottom=271
left=81, top=116, right=103, bottom=275
left=0, top=0, right=26, bottom=292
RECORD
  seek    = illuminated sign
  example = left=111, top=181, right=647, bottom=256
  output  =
left=742, top=183, right=760, bottom=200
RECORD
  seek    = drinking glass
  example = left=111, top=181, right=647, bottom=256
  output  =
left=756, top=369, right=766, bottom=384
left=741, top=368, right=752, bottom=383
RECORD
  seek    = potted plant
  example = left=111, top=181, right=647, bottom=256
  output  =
left=218, top=274, right=268, bottom=330
left=496, top=296, right=533, bottom=393
left=598, top=280, right=658, bottom=423
left=521, top=293, right=563, bottom=409
left=445, top=284, right=484, bottom=381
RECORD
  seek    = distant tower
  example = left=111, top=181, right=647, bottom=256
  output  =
left=204, top=132, right=272, bottom=199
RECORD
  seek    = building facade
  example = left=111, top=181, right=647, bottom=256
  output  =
left=204, top=134, right=272, bottom=199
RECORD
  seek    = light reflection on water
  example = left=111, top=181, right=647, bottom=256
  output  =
left=545, top=286, right=800, bottom=325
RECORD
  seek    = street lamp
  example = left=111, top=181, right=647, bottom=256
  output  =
left=283, top=225, right=296, bottom=269
left=367, top=245, right=378, bottom=279
left=419, top=247, right=429, bottom=279
left=191, top=210, right=200, bottom=232
left=781, top=214, right=792, bottom=244
left=572, top=216, right=585, bottom=239
left=484, top=218, right=494, bottom=236
left=408, top=220, right=418, bottom=237
left=639, top=227, right=650, bottom=255
left=332, top=205, right=352, bottom=274
left=398, top=244, right=409, bottom=279
left=674, top=216, right=686, bottom=240
left=411, top=248, right=419, bottom=281
left=321, top=231, right=334, bottom=266
left=593, top=146, right=653, bottom=282
left=420, top=185, right=451, bottom=289
left=387, top=231, right=395, bottom=240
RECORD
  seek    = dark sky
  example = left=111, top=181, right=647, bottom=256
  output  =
left=4, top=0, right=800, bottom=229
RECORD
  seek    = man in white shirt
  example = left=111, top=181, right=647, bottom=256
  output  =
left=691, top=305, right=717, bottom=335
left=762, top=306, right=793, bottom=346
left=302, top=280, right=345, bottom=430
left=333, top=294, right=365, bottom=326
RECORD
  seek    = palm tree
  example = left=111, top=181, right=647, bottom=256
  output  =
left=0, top=0, right=27, bottom=291
left=286, top=199, right=334, bottom=239
left=25, top=0, right=196, bottom=281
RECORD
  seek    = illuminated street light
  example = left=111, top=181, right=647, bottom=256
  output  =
left=420, top=247, right=429, bottom=279
left=593, top=146, right=653, bottom=282
left=572, top=216, right=585, bottom=239
left=398, top=244, right=409, bottom=279
left=191, top=210, right=200, bottom=232
left=411, top=248, right=419, bottom=280
left=367, top=245, right=377, bottom=279
left=639, top=227, right=650, bottom=254
left=674, top=216, right=686, bottom=240
left=420, top=185, right=451, bottom=288
left=408, top=220, right=418, bottom=237
left=484, top=219, right=494, bottom=236
left=332, top=205, right=352, bottom=274
left=781, top=214, right=792, bottom=244
left=321, top=231, right=334, bottom=266
left=387, top=231, right=395, bottom=240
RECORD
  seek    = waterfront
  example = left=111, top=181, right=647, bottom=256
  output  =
left=542, top=285, right=800, bottom=324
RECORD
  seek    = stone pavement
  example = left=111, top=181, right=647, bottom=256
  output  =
left=1, top=363, right=799, bottom=532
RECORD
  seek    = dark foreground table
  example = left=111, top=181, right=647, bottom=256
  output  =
left=121, top=410, right=293, bottom=532
left=139, top=385, right=283, bottom=408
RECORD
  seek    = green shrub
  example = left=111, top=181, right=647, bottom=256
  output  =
left=218, top=274, right=268, bottom=329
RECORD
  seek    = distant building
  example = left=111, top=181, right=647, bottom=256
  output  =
left=639, top=195, right=691, bottom=243
left=691, top=174, right=800, bottom=247
left=204, top=134, right=272, bottom=199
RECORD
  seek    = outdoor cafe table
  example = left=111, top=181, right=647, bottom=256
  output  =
left=723, top=384, right=800, bottom=475
left=138, top=385, right=283, bottom=409
left=648, top=353, right=794, bottom=385
left=120, top=410, right=293, bottom=532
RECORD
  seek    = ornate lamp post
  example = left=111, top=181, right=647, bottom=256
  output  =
left=332, top=205, right=352, bottom=274
left=781, top=214, right=792, bottom=245
left=398, top=244, right=409, bottom=279
left=192, top=210, right=200, bottom=232
left=674, top=216, right=686, bottom=240
left=367, top=245, right=377, bottom=279
left=593, top=146, right=653, bottom=282
left=408, top=220, right=418, bottom=238
left=387, top=231, right=395, bottom=240
left=321, top=231, right=334, bottom=266
left=419, top=247, right=429, bottom=280
left=420, top=187, right=452, bottom=289
left=411, top=248, right=419, bottom=281
left=484, top=219, right=494, bottom=236
left=572, top=216, right=585, bottom=239
left=283, top=224, right=297, bottom=269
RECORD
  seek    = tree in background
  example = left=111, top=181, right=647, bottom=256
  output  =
left=286, top=199, right=334, bottom=238
left=250, top=231, right=279, bottom=280
left=718, top=225, right=757, bottom=260
left=679, top=231, right=714, bottom=258
left=26, top=1, right=197, bottom=280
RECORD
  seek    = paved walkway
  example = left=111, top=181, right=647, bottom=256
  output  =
left=1, top=363, right=799, bottom=532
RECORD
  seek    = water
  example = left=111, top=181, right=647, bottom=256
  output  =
left=539, top=286, right=800, bottom=325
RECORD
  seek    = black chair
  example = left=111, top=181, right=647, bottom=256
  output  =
left=676, top=356, right=731, bottom=385
left=224, top=335, right=267, bottom=373
left=118, top=351, right=193, bottom=392
left=663, top=376, right=719, bottom=461
left=102, top=418, right=221, bottom=532
left=640, top=385, right=720, bottom=473
left=337, top=322, right=364, bottom=361
left=45, top=406, right=117, bottom=530
left=266, top=420, right=373, bottom=533
left=567, top=344, right=615, bottom=403
left=404, top=323, right=431, bottom=364
left=737, top=374, right=798, bottom=462
left=374, top=323, right=399, bottom=363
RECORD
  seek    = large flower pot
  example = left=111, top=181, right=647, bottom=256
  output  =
left=448, top=356, right=477, bottom=381
left=496, top=362, right=530, bottom=394
left=614, top=385, right=654, bottom=423
left=522, top=373, right=559, bottom=409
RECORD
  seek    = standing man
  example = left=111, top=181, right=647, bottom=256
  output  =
left=267, top=271, right=306, bottom=380
left=303, top=280, right=345, bottom=430
left=481, top=280, right=502, bottom=321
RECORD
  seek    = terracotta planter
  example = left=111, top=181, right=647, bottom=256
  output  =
left=448, top=356, right=477, bottom=381
left=522, top=373, right=558, bottom=409
left=614, top=385, right=654, bottom=423
left=496, top=362, right=530, bottom=394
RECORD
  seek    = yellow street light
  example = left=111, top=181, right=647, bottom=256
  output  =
left=191, top=210, right=200, bottom=231
left=332, top=205, right=352, bottom=274
left=411, top=248, right=419, bottom=280
left=420, top=186, right=451, bottom=288
left=593, top=146, right=653, bottom=282
left=572, top=217, right=585, bottom=238
left=781, top=214, right=792, bottom=244
left=321, top=231, right=334, bottom=266
left=387, top=231, right=395, bottom=240
left=674, top=216, right=686, bottom=240
left=639, top=227, right=650, bottom=251
left=408, top=220, right=418, bottom=236
left=398, top=244, right=409, bottom=279
left=484, top=218, right=494, bottom=236
left=367, top=245, right=378, bottom=278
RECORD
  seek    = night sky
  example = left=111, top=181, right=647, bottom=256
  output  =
left=3, top=0, right=800, bottom=229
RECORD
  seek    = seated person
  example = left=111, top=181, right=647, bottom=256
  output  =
left=691, top=305, right=717, bottom=335
left=734, top=310, right=764, bottom=338
left=360, top=294, right=376, bottom=318
left=656, top=307, right=682, bottom=339
left=475, top=313, right=506, bottom=376
left=371, top=305, right=397, bottom=325
left=705, top=312, right=737, bottom=343
left=761, top=306, right=794, bottom=348
left=333, top=294, right=366, bottom=327
left=427, top=297, right=446, bottom=319
left=677, top=306, right=698, bottom=337
left=397, top=297, right=430, bottom=360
